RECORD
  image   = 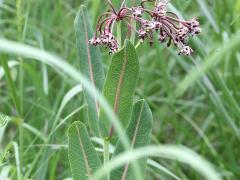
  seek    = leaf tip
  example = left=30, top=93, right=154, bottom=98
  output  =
left=74, top=5, right=87, bottom=27
left=136, top=99, right=153, bottom=124
left=67, top=121, right=85, bottom=136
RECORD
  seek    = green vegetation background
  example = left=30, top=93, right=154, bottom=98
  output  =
left=0, top=0, right=240, bottom=179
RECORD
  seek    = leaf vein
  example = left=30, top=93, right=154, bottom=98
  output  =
left=121, top=102, right=145, bottom=180
left=81, top=10, right=100, bottom=115
left=75, top=123, right=92, bottom=178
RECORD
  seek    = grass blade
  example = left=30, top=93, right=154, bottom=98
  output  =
left=51, top=84, right=83, bottom=132
left=0, top=55, right=21, bottom=115
left=196, top=0, right=220, bottom=33
left=175, top=31, right=240, bottom=97
left=12, top=141, right=22, bottom=180
left=93, top=145, right=222, bottom=180
left=0, top=60, right=19, bottom=79
left=147, top=159, right=181, bottom=180
left=0, top=113, right=10, bottom=128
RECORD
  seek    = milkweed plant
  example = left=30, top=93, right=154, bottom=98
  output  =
left=68, top=0, right=203, bottom=180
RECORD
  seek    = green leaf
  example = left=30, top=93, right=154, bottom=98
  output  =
left=99, top=40, right=139, bottom=137
left=68, top=121, right=102, bottom=180
left=110, top=100, right=153, bottom=180
left=74, top=5, right=105, bottom=136
left=1, top=55, right=21, bottom=115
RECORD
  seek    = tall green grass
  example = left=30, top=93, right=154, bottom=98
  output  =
left=0, top=0, right=240, bottom=179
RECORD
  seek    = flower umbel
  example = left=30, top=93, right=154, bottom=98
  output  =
left=89, top=0, right=201, bottom=56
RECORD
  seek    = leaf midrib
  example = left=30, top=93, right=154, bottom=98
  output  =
left=121, top=102, right=145, bottom=180
left=113, top=47, right=128, bottom=114
left=81, top=10, right=100, bottom=114
left=75, top=123, right=92, bottom=178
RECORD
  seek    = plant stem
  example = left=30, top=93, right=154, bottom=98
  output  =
left=135, top=40, right=141, bottom=49
left=104, top=139, right=110, bottom=180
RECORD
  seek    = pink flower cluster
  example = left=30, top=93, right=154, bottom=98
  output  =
left=89, top=0, right=201, bottom=56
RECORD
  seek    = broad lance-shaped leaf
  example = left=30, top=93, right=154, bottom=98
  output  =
left=111, top=100, right=153, bottom=180
left=68, top=121, right=102, bottom=180
left=75, top=5, right=105, bottom=136
left=99, top=40, right=139, bottom=137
